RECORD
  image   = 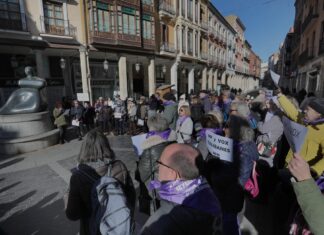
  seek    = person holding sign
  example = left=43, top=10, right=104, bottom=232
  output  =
left=277, top=90, right=324, bottom=175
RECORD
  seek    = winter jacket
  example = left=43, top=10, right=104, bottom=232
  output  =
left=83, top=107, right=96, bottom=125
left=97, top=105, right=112, bottom=122
left=176, top=117, right=193, bottom=143
left=278, top=95, right=324, bottom=175
left=161, top=103, right=178, bottom=130
left=53, top=108, right=68, bottom=127
left=190, top=103, right=204, bottom=123
left=137, top=103, right=148, bottom=120
left=70, top=106, right=84, bottom=121
left=140, top=190, right=222, bottom=235
left=138, top=133, right=176, bottom=186
left=201, top=96, right=212, bottom=113
left=257, top=112, right=283, bottom=145
left=292, top=179, right=324, bottom=235
left=65, top=161, right=136, bottom=235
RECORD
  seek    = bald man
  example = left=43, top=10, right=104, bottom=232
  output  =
left=140, top=143, right=222, bottom=235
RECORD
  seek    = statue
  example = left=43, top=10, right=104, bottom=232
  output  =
left=0, top=66, right=47, bottom=114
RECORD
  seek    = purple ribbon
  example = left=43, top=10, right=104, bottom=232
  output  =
left=303, top=118, right=324, bottom=126
left=149, top=176, right=208, bottom=205
left=199, top=128, right=223, bottom=139
left=146, top=128, right=171, bottom=140
left=316, top=174, right=324, bottom=192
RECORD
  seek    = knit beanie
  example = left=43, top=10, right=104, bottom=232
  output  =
left=308, top=98, right=324, bottom=116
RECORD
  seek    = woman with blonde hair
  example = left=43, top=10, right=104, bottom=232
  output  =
left=176, top=105, right=193, bottom=143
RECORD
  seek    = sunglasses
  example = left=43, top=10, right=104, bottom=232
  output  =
left=156, top=160, right=180, bottom=177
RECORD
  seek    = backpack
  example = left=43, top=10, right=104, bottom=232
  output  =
left=78, top=161, right=134, bottom=235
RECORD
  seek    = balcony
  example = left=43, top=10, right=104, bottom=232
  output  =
left=142, top=0, right=154, bottom=12
left=160, top=41, right=176, bottom=53
left=41, top=16, right=76, bottom=37
left=301, top=7, right=319, bottom=32
left=120, top=0, right=140, bottom=6
left=144, top=38, right=155, bottom=50
left=159, top=1, right=176, bottom=17
left=298, top=49, right=308, bottom=66
left=319, top=39, right=324, bottom=55
left=208, top=26, right=214, bottom=38
left=0, top=12, right=27, bottom=31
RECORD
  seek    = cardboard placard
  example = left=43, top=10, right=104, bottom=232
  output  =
left=77, top=93, right=90, bottom=102
left=131, top=133, right=147, bottom=156
left=206, top=130, right=233, bottom=162
left=282, top=116, right=308, bottom=153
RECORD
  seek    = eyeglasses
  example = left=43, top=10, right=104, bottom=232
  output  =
left=156, top=160, right=180, bottom=177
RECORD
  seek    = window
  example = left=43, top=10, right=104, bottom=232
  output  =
left=188, top=30, right=193, bottom=54
left=142, top=0, right=152, bottom=5
left=121, top=7, right=136, bottom=35
left=0, top=0, right=22, bottom=30
left=321, top=21, right=324, bottom=41
left=181, top=0, right=185, bottom=17
left=311, top=31, right=315, bottom=56
left=188, top=0, right=193, bottom=20
left=96, top=2, right=115, bottom=32
left=44, top=1, right=64, bottom=28
left=143, top=14, right=154, bottom=39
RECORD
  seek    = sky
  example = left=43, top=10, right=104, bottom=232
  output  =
left=212, top=0, right=295, bottom=62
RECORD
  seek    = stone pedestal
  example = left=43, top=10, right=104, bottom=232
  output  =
left=0, top=111, right=59, bottom=155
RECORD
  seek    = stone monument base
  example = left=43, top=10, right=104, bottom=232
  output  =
left=0, top=111, right=59, bottom=155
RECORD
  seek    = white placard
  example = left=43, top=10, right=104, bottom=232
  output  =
left=137, top=119, right=144, bottom=126
left=270, top=70, right=280, bottom=85
left=206, top=130, right=233, bottom=162
left=265, top=90, right=273, bottom=99
left=77, top=93, right=90, bottom=102
left=72, top=119, right=80, bottom=127
left=131, top=133, right=147, bottom=156
left=282, top=116, right=308, bottom=153
left=114, top=113, right=122, bottom=118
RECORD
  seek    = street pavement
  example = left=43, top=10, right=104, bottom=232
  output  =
left=0, top=133, right=143, bottom=235
left=0, top=131, right=260, bottom=235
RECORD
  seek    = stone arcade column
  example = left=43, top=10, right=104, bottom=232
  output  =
left=202, top=67, right=207, bottom=90
left=188, top=68, right=194, bottom=93
left=171, top=59, right=179, bottom=92
left=148, top=58, right=156, bottom=96
left=79, top=46, right=91, bottom=100
left=118, top=56, right=128, bottom=100
left=208, top=69, right=213, bottom=90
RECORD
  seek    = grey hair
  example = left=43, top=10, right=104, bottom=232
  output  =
left=231, top=101, right=251, bottom=119
left=208, top=110, right=224, bottom=126
left=227, top=115, right=255, bottom=142
left=78, top=129, right=115, bottom=163
left=147, top=115, right=169, bottom=131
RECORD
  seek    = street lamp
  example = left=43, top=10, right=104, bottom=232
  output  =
left=10, top=55, right=18, bottom=68
left=162, top=64, right=167, bottom=74
left=103, top=59, right=109, bottom=72
left=60, top=57, right=66, bottom=69
left=135, top=62, right=141, bottom=72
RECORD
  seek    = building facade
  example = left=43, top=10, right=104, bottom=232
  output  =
left=0, top=0, right=261, bottom=110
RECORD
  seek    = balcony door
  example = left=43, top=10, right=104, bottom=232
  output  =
left=43, top=1, right=64, bottom=35
left=0, top=0, right=23, bottom=31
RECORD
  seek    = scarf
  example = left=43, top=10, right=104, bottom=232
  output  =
left=149, top=177, right=221, bottom=216
left=177, top=116, right=189, bottom=126
left=163, top=100, right=174, bottom=106
left=149, top=176, right=208, bottom=204
left=199, top=128, right=223, bottom=139
left=146, top=128, right=171, bottom=140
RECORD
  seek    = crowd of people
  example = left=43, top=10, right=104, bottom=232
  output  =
left=61, top=86, right=324, bottom=235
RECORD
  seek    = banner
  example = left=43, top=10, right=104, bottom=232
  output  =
left=270, top=70, right=280, bottom=85
left=131, top=133, right=147, bottom=156
left=206, top=130, right=233, bottom=162
left=282, top=116, right=308, bottom=153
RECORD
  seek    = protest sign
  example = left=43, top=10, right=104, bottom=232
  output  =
left=131, top=133, right=147, bottom=156
left=76, top=93, right=90, bottom=102
left=265, top=90, right=273, bottom=99
left=282, top=116, right=308, bottom=153
left=270, top=70, right=280, bottom=85
left=206, top=130, right=233, bottom=162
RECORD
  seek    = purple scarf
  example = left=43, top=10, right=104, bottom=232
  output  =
left=316, top=174, right=324, bottom=192
left=163, top=100, right=175, bottom=106
left=199, top=128, right=223, bottom=139
left=149, top=177, right=221, bottom=216
left=149, top=177, right=208, bottom=204
left=146, top=128, right=171, bottom=140
left=177, top=116, right=189, bottom=126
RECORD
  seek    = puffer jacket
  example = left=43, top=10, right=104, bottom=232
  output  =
left=53, top=108, right=68, bottom=127
left=278, top=95, right=324, bottom=175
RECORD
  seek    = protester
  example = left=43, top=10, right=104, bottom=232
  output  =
left=199, top=90, right=212, bottom=113
left=53, top=101, right=68, bottom=144
left=190, top=95, right=204, bottom=124
left=70, top=100, right=84, bottom=140
left=140, top=143, right=222, bottom=235
left=230, top=101, right=258, bottom=130
left=127, top=98, right=137, bottom=135
left=148, top=94, right=160, bottom=118
left=82, top=101, right=96, bottom=133
left=277, top=91, right=324, bottom=175
left=65, top=130, right=136, bottom=235
left=288, top=153, right=324, bottom=235
left=114, top=95, right=126, bottom=135
left=178, top=93, right=189, bottom=112
left=161, top=92, right=178, bottom=130
left=176, top=105, right=193, bottom=144
left=137, top=96, right=148, bottom=132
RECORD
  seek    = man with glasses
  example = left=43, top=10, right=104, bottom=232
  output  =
left=140, top=143, right=222, bottom=235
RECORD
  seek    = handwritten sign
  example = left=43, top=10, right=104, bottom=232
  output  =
left=206, top=130, right=233, bottom=162
left=270, top=70, right=280, bottom=85
left=282, top=116, right=308, bottom=153
left=265, top=90, right=273, bottom=99
left=131, top=133, right=147, bottom=156
left=77, top=93, right=90, bottom=102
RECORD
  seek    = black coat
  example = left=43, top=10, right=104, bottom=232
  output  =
left=83, top=107, right=96, bottom=125
left=190, top=103, right=204, bottom=123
